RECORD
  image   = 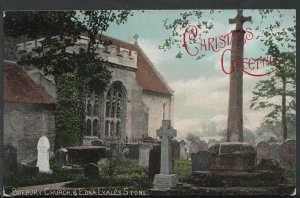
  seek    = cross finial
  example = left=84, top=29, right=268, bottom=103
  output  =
left=229, top=9, right=252, bottom=30
left=133, top=33, right=139, bottom=44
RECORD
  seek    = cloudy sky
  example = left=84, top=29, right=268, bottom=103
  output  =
left=105, top=10, right=295, bottom=139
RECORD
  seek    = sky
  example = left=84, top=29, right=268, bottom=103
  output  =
left=104, top=9, right=296, bottom=139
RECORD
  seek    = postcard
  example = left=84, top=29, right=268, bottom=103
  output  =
left=2, top=7, right=296, bottom=197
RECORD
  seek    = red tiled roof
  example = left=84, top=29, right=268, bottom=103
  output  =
left=4, top=61, right=56, bottom=104
left=86, top=33, right=173, bottom=95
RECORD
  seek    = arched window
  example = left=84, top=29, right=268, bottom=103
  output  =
left=110, top=121, right=114, bottom=137
left=105, top=120, right=109, bottom=137
left=116, top=121, right=120, bottom=136
left=85, top=91, right=100, bottom=137
left=87, top=100, right=92, bottom=116
left=86, top=119, right=91, bottom=136
left=104, top=81, right=126, bottom=139
left=94, top=99, right=99, bottom=116
left=93, top=119, right=99, bottom=136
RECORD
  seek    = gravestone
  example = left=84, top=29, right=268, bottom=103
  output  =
left=280, top=139, right=296, bottom=167
left=189, top=142, right=199, bottom=154
left=149, top=146, right=161, bottom=179
left=267, top=143, right=281, bottom=161
left=126, top=144, right=139, bottom=160
left=171, top=140, right=180, bottom=160
left=256, top=141, right=270, bottom=162
left=91, top=139, right=104, bottom=146
left=179, top=140, right=188, bottom=160
left=54, top=148, right=68, bottom=167
left=97, top=158, right=109, bottom=171
left=84, top=163, right=99, bottom=178
left=4, top=145, right=17, bottom=174
left=153, top=120, right=178, bottom=191
left=208, top=139, right=219, bottom=149
left=198, top=141, right=208, bottom=151
left=191, top=151, right=212, bottom=172
left=139, top=143, right=153, bottom=168
left=36, top=136, right=52, bottom=174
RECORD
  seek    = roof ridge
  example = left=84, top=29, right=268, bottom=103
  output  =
left=135, top=45, right=174, bottom=94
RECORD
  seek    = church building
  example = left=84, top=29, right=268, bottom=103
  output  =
left=4, top=34, right=174, bottom=162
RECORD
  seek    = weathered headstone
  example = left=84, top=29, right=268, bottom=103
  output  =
left=171, top=140, right=180, bottom=160
left=153, top=120, right=178, bottom=191
left=36, top=136, right=52, bottom=174
left=97, top=158, right=109, bottom=171
left=84, top=163, right=99, bottom=178
left=256, top=141, right=270, bottom=162
left=148, top=146, right=161, bottom=179
left=267, top=143, right=281, bottom=161
left=4, top=145, right=17, bottom=173
left=189, top=142, right=199, bottom=154
left=198, top=141, right=208, bottom=151
left=179, top=140, right=188, bottom=160
left=191, top=151, right=212, bottom=172
left=126, top=144, right=139, bottom=160
left=54, top=148, right=68, bottom=167
left=139, top=143, right=153, bottom=168
left=280, top=139, right=296, bottom=168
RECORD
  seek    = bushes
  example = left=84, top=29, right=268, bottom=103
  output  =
left=3, top=163, right=85, bottom=187
left=65, top=160, right=152, bottom=189
left=174, top=159, right=192, bottom=183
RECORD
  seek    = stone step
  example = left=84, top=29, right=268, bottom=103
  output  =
left=190, top=170, right=285, bottom=187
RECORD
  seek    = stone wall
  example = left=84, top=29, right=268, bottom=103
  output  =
left=4, top=102, right=55, bottom=163
left=142, top=91, right=173, bottom=138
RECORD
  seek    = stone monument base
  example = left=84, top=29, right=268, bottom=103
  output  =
left=208, top=142, right=256, bottom=171
left=153, top=174, right=178, bottom=191
left=39, top=169, right=53, bottom=174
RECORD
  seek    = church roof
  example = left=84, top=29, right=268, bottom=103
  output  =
left=85, top=33, right=174, bottom=95
left=4, top=61, right=56, bottom=104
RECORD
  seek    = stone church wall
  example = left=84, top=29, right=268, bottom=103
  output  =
left=107, top=64, right=149, bottom=141
left=142, top=91, right=173, bottom=138
left=4, top=102, right=55, bottom=163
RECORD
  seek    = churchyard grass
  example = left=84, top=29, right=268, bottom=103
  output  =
left=284, top=166, right=296, bottom=186
left=174, top=159, right=192, bottom=183
left=3, top=162, right=85, bottom=187
left=65, top=160, right=152, bottom=189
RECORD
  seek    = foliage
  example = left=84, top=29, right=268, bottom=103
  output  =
left=173, top=159, right=192, bottom=183
left=283, top=166, right=296, bottom=186
left=4, top=11, right=131, bottom=147
left=65, top=160, right=152, bottom=189
left=3, top=163, right=85, bottom=187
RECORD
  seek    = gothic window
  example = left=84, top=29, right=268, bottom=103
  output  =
left=85, top=91, right=100, bottom=137
left=104, top=81, right=126, bottom=139
left=116, top=121, right=120, bottom=136
left=105, top=120, right=109, bottom=137
left=87, top=100, right=92, bottom=116
left=94, top=99, right=99, bottom=116
left=93, top=119, right=99, bottom=136
left=110, top=121, right=114, bottom=136
left=86, top=119, right=91, bottom=136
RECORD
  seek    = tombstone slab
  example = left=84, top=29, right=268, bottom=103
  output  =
left=191, top=151, right=212, bottom=172
left=267, top=143, right=281, bottom=161
left=171, top=140, right=180, bottom=160
left=280, top=139, right=296, bottom=168
left=36, top=136, right=52, bottom=174
left=256, top=141, right=270, bottom=162
left=54, top=148, right=68, bottom=167
left=139, top=143, right=153, bottom=168
left=179, top=141, right=188, bottom=160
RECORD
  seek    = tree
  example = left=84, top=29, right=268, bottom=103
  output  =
left=250, top=10, right=296, bottom=142
left=4, top=11, right=132, bottom=148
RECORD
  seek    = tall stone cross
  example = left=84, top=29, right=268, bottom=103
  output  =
left=157, top=120, right=177, bottom=174
left=227, top=9, right=252, bottom=142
